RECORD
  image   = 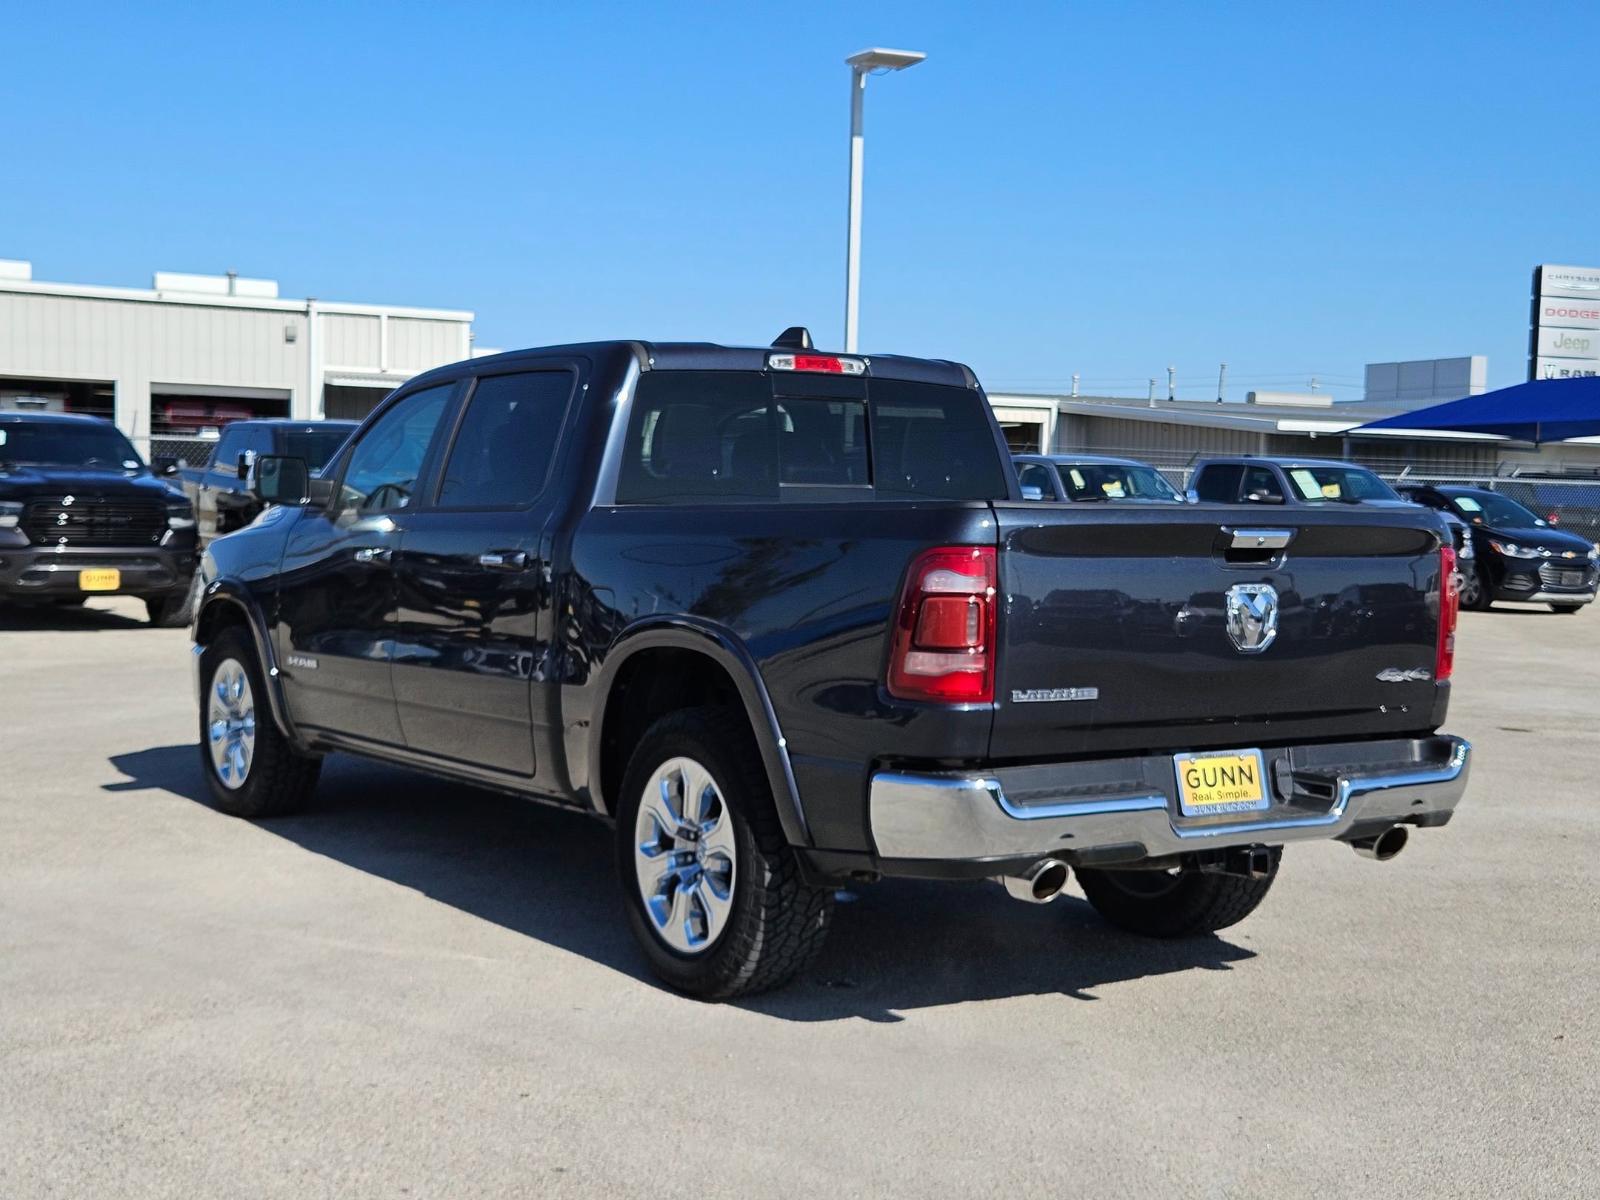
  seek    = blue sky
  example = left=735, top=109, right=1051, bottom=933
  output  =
left=5, top=1, right=1597, bottom=398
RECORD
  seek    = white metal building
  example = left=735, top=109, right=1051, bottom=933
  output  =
left=0, top=260, right=473, bottom=453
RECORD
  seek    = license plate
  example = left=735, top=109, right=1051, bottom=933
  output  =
left=1174, top=749, right=1270, bottom=816
left=77, top=568, right=121, bottom=592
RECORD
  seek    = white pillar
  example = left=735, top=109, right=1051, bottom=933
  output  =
left=843, top=68, right=866, bottom=353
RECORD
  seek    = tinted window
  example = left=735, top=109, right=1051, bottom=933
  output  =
left=1449, top=491, right=1546, bottom=527
left=437, top=372, right=573, bottom=508
left=1283, top=465, right=1397, bottom=502
left=1241, top=466, right=1285, bottom=502
left=1056, top=462, right=1181, bottom=502
left=211, top=425, right=247, bottom=470
left=281, top=429, right=353, bottom=471
left=0, top=420, right=143, bottom=469
left=338, top=384, right=453, bottom=513
left=615, top=372, right=1007, bottom=505
left=1193, top=464, right=1243, bottom=502
left=1016, top=463, right=1054, bottom=497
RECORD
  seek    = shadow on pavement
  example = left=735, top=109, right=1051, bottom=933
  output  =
left=0, top=601, right=147, bottom=631
left=107, top=743, right=1257, bottom=1022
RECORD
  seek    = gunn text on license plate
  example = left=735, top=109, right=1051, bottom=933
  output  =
left=1173, top=749, right=1270, bottom=816
left=77, top=568, right=121, bottom=592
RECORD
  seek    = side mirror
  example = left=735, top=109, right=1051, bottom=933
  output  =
left=1245, top=489, right=1285, bottom=505
left=1021, top=484, right=1045, bottom=501
left=152, top=456, right=180, bottom=477
left=251, top=455, right=310, bottom=506
left=236, top=452, right=252, bottom=481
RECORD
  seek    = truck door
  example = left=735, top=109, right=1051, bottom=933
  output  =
left=390, top=367, right=577, bottom=778
left=275, top=382, right=458, bottom=745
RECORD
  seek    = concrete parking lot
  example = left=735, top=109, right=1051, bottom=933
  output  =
left=2, top=599, right=1595, bottom=1198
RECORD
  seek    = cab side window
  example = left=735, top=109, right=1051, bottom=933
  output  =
left=437, top=371, right=573, bottom=508
left=1193, top=464, right=1243, bottom=502
left=211, top=425, right=246, bottom=474
left=1017, top=463, right=1054, bottom=498
left=1241, top=466, right=1285, bottom=503
left=338, top=384, right=454, bottom=514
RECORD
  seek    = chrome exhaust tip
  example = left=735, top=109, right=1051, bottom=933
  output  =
left=998, top=858, right=1070, bottom=904
left=1351, top=825, right=1409, bottom=862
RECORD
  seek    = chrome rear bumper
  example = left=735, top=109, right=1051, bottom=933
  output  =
left=869, top=735, right=1470, bottom=863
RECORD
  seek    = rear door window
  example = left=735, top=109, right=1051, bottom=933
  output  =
left=1193, top=464, right=1243, bottom=502
left=615, top=371, right=1008, bottom=504
left=1241, top=466, right=1285, bottom=503
left=437, top=371, right=574, bottom=508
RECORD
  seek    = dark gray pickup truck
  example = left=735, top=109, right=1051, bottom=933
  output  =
left=171, top=419, right=356, bottom=546
left=192, top=331, right=1471, bottom=998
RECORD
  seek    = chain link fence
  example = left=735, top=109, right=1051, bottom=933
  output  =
left=1082, top=446, right=1600, bottom=547
left=141, top=435, right=219, bottom=468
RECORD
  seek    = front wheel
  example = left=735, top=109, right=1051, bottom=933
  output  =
left=615, top=707, right=833, bottom=999
left=1458, top=566, right=1491, bottom=611
left=198, top=627, right=321, bottom=817
left=1076, top=852, right=1280, bottom=938
left=1550, top=603, right=1586, bottom=614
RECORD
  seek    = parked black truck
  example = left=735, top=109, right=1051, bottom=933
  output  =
left=170, top=418, right=357, bottom=546
left=192, top=333, right=1471, bottom=998
left=0, top=412, right=197, bottom=625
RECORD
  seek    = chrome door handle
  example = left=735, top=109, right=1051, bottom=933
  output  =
left=478, top=550, right=528, bottom=571
left=353, top=546, right=392, bottom=565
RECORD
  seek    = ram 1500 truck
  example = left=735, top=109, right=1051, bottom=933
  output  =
left=169, top=418, right=358, bottom=546
left=191, top=331, right=1471, bottom=998
left=1, top=412, right=198, bottom=625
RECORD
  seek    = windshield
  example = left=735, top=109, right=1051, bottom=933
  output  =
left=1449, top=492, right=1546, bottom=528
left=1283, top=465, right=1397, bottom=502
left=282, top=430, right=352, bottom=471
left=0, top=422, right=144, bottom=470
left=1056, top=462, right=1181, bottom=502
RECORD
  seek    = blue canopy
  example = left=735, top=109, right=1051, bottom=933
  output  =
left=1356, top=377, right=1600, bottom=444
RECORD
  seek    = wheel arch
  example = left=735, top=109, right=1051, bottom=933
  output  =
left=588, top=618, right=811, bottom=848
left=193, top=581, right=300, bottom=744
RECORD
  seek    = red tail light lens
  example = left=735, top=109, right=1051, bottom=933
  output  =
left=887, top=546, right=997, bottom=703
left=1437, top=544, right=1459, bottom=682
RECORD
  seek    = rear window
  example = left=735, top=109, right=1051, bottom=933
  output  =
left=1284, top=465, right=1397, bottom=502
left=614, top=371, right=1008, bottom=505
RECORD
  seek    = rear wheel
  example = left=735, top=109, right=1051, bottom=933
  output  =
left=198, top=627, right=320, bottom=817
left=1458, top=566, right=1491, bottom=611
left=1077, top=852, right=1280, bottom=938
left=615, top=707, right=833, bottom=999
left=1550, top=603, right=1585, bottom=614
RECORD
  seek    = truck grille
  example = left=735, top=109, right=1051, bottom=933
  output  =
left=1539, top=562, right=1592, bottom=590
left=22, top=497, right=168, bottom=547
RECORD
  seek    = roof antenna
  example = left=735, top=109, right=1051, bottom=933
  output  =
left=772, top=326, right=813, bottom=350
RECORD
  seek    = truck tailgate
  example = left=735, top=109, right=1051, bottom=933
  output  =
left=990, top=503, right=1449, bottom=759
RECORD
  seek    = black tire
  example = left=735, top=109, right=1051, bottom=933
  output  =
left=1458, top=566, right=1492, bottom=611
left=615, top=706, right=833, bottom=1000
left=198, top=626, right=321, bottom=818
left=1550, top=603, right=1585, bottom=614
left=147, top=574, right=200, bottom=627
left=1076, top=850, right=1280, bottom=938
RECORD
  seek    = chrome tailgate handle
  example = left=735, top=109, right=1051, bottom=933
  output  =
left=478, top=550, right=528, bottom=571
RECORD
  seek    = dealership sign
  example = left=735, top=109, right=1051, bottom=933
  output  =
left=1531, top=264, right=1600, bottom=380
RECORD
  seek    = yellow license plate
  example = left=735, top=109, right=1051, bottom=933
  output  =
left=77, top=568, right=121, bottom=592
left=1174, top=749, right=1269, bottom=816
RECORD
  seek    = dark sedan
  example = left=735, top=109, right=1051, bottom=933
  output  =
left=1398, top=483, right=1599, bottom=613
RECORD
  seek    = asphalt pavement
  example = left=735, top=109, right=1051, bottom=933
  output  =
left=2, top=598, right=1595, bottom=1198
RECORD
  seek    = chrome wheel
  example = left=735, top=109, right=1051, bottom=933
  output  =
left=207, top=657, right=257, bottom=791
left=633, top=756, right=737, bottom=955
left=1459, top=569, right=1483, bottom=608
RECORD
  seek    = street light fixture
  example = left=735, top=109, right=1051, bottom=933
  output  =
left=843, top=47, right=926, bottom=353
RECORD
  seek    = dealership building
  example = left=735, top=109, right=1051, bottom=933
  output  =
left=0, top=259, right=474, bottom=452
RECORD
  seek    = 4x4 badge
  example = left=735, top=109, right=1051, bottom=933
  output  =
left=1225, top=583, right=1279, bottom=654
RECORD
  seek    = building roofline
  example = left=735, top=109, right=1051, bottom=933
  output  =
left=0, top=276, right=474, bottom=323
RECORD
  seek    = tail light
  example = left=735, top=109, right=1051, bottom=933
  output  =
left=887, top=546, right=997, bottom=703
left=1436, top=544, right=1459, bottom=682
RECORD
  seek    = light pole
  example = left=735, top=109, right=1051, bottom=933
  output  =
left=843, top=47, right=926, bottom=352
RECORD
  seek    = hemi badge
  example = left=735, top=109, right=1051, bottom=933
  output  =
left=1011, top=687, right=1099, bottom=703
